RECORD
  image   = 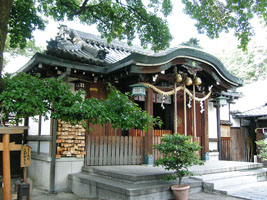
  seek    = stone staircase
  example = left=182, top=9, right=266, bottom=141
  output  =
left=191, top=166, right=267, bottom=199
left=68, top=161, right=267, bottom=200
left=68, top=165, right=202, bottom=200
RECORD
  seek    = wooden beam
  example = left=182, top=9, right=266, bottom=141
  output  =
left=26, top=135, right=52, bottom=141
left=0, top=142, right=22, bottom=151
left=0, top=126, right=28, bottom=134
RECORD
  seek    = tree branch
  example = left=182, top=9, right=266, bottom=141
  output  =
left=80, top=0, right=89, bottom=10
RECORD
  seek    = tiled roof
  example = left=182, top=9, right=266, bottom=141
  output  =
left=234, top=103, right=267, bottom=118
left=18, top=24, right=242, bottom=88
left=220, top=120, right=233, bottom=125
left=46, top=25, right=154, bottom=65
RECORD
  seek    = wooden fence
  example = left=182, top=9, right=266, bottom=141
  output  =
left=129, top=129, right=172, bottom=137
left=86, top=133, right=201, bottom=166
left=86, top=136, right=144, bottom=166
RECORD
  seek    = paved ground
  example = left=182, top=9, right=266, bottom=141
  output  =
left=30, top=187, right=242, bottom=200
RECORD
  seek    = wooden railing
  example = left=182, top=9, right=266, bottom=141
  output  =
left=129, top=129, right=172, bottom=137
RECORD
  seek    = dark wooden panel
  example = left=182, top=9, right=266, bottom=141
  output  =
left=221, top=137, right=231, bottom=160
left=231, top=127, right=244, bottom=161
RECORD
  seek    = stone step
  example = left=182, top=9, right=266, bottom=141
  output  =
left=82, top=165, right=173, bottom=182
left=83, top=162, right=264, bottom=183
left=189, top=161, right=263, bottom=176
left=68, top=172, right=202, bottom=200
left=69, top=172, right=202, bottom=200
left=203, top=175, right=258, bottom=192
left=216, top=181, right=267, bottom=196
left=192, top=168, right=267, bottom=182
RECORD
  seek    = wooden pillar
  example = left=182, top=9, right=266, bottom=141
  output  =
left=201, top=99, right=209, bottom=160
left=184, top=84, right=187, bottom=136
left=145, top=88, right=153, bottom=156
left=216, top=106, right=222, bottom=160
left=193, top=84, right=196, bottom=138
left=3, top=134, right=11, bottom=200
left=174, top=82, right=177, bottom=133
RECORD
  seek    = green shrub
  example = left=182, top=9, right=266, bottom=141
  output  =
left=154, top=133, right=203, bottom=186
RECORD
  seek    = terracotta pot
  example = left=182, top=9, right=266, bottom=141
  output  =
left=171, top=184, right=190, bottom=200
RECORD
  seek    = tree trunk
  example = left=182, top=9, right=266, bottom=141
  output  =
left=0, top=0, right=14, bottom=87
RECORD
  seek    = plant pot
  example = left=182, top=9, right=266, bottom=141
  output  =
left=171, top=184, right=190, bottom=200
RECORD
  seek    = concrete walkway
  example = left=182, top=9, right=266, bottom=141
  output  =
left=32, top=187, right=242, bottom=200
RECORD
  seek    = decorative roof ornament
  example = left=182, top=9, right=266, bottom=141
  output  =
left=58, top=25, right=71, bottom=41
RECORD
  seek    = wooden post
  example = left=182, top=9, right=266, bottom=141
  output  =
left=184, top=84, right=187, bottom=136
left=0, top=127, right=28, bottom=200
left=201, top=99, right=209, bottom=160
left=216, top=106, right=222, bottom=160
left=144, top=88, right=153, bottom=156
left=193, top=83, right=196, bottom=138
left=3, top=134, right=11, bottom=200
left=174, top=82, right=177, bottom=133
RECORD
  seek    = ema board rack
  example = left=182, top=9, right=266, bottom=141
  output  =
left=56, top=120, right=86, bottom=158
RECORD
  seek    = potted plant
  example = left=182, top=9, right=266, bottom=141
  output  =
left=154, top=133, right=203, bottom=200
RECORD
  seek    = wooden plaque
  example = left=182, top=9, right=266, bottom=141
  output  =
left=21, top=145, right=31, bottom=167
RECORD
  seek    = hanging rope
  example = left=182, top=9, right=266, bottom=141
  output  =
left=141, top=82, right=213, bottom=102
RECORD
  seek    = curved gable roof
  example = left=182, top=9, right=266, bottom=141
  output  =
left=18, top=25, right=242, bottom=88
left=115, top=47, right=242, bottom=86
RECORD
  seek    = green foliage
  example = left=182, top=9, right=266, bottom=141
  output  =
left=104, top=84, right=162, bottom=131
left=0, top=73, right=84, bottom=124
left=216, top=43, right=267, bottom=83
left=4, top=35, right=42, bottom=67
left=182, top=0, right=267, bottom=51
left=180, top=37, right=202, bottom=49
left=8, top=0, right=46, bottom=49
left=7, top=0, right=173, bottom=52
left=256, top=139, right=267, bottom=161
left=4, top=35, right=42, bottom=57
left=154, top=133, right=203, bottom=185
left=0, top=73, right=159, bottom=131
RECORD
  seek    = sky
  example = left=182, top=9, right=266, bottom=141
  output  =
left=4, top=1, right=267, bottom=75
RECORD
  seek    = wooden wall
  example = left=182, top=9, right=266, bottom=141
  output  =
left=87, top=83, right=121, bottom=136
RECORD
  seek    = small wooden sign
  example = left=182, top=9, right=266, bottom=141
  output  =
left=21, top=145, right=31, bottom=167
left=90, top=88, right=98, bottom=92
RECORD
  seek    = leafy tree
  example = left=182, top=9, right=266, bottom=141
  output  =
left=0, top=73, right=159, bottom=131
left=182, top=0, right=267, bottom=51
left=4, top=35, right=42, bottom=67
left=103, top=84, right=162, bottom=132
left=216, top=43, right=267, bottom=83
left=180, top=37, right=202, bottom=49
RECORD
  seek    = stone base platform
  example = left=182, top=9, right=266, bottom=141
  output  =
left=68, top=161, right=263, bottom=200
